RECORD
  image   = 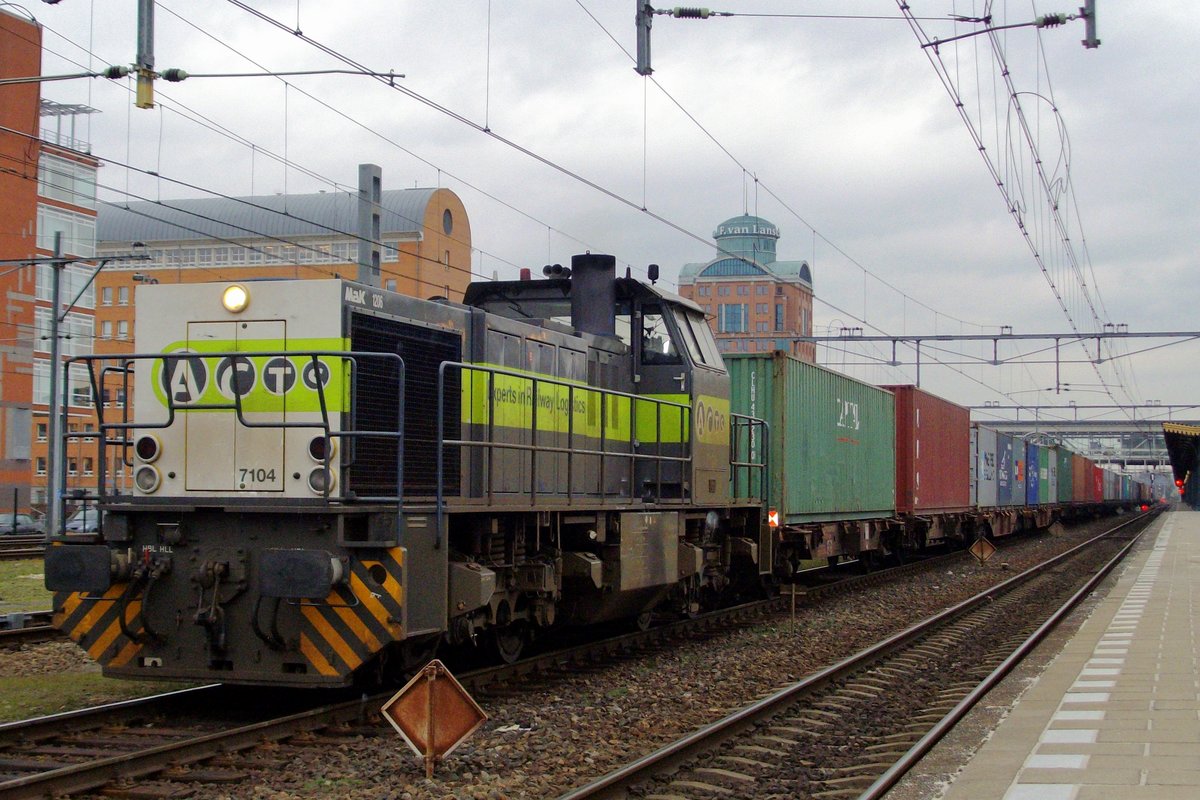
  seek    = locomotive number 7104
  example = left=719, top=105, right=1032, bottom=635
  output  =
left=239, top=468, right=277, bottom=484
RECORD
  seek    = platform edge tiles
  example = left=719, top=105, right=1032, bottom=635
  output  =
left=937, top=510, right=1200, bottom=800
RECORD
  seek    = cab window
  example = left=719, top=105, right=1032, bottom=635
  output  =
left=674, top=307, right=722, bottom=368
left=640, top=306, right=681, bottom=365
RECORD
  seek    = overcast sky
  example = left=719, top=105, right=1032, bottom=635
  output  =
left=21, top=0, right=1200, bottom=428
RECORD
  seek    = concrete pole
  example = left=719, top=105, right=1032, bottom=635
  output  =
left=46, top=233, right=65, bottom=536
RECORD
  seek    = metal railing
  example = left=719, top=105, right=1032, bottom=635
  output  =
left=730, top=412, right=769, bottom=504
left=435, top=361, right=693, bottom=525
left=60, top=350, right=406, bottom=534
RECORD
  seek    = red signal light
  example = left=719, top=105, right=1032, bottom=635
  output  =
left=1176, top=478, right=1185, bottom=487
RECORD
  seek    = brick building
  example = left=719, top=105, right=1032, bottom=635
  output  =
left=1, top=10, right=102, bottom=512
left=678, top=214, right=815, bottom=362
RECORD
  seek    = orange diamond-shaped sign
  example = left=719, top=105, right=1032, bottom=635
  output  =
left=381, top=659, right=487, bottom=778
left=969, top=536, right=997, bottom=565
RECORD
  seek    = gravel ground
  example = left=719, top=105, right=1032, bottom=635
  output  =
left=200, top=516, right=1133, bottom=800
left=2, top=640, right=97, bottom=679
left=20, top=515, right=1130, bottom=800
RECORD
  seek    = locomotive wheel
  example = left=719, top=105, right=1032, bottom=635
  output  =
left=493, top=624, right=525, bottom=665
left=401, top=634, right=441, bottom=671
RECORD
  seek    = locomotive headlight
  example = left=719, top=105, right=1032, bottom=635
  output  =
left=308, top=435, right=336, bottom=462
left=135, top=465, right=162, bottom=493
left=134, top=434, right=161, bottom=463
left=308, top=467, right=335, bottom=494
left=221, top=284, right=250, bottom=313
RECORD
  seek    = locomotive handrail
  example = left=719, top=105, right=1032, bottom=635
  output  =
left=65, top=350, right=407, bottom=531
left=436, top=360, right=694, bottom=549
left=730, top=412, right=769, bottom=505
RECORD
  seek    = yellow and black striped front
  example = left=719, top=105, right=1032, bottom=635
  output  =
left=299, top=548, right=407, bottom=679
left=51, top=541, right=408, bottom=687
left=53, top=586, right=146, bottom=670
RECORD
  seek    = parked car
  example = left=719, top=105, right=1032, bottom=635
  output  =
left=64, top=507, right=103, bottom=533
left=1, top=513, right=45, bottom=535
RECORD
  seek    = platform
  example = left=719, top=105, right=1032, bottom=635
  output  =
left=941, top=509, right=1200, bottom=799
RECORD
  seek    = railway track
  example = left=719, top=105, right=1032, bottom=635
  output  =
left=0, top=538, right=986, bottom=799
left=0, top=536, right=46, bottom=561
left=0, top=610, right=55, bottom=647
left=557, top=510, right=1158, bottom=800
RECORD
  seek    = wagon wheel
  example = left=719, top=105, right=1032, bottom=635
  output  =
left=492, top=623, right=525, bottom=665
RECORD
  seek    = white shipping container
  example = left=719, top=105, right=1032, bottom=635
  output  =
left=973, top=424, right=999, bottom=507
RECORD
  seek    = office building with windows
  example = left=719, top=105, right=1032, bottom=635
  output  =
left=677, top=214, right=815, bottom=362
left=1, top=8, right=105, bottom=510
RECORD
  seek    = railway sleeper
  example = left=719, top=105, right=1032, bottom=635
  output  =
left=668, top=779, right=737, bottom=795
left=693, top=767, right=757, bottom=785
left=716, top=755, right=774, bottom=769
left=789, top=708, right=842, bottom=721
left=159, top=766, right=248, bottom=783
left=733, top=744, right=789, bottom=758
left=823, top=760, right=900, bottom=776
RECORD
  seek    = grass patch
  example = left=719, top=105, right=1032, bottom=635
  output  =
left=0, top=670, right=174, bottom=723
left=0, top=558, right=54, bottom=614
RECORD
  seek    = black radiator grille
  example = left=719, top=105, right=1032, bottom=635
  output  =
left=348, top=312, right=461, bottom=498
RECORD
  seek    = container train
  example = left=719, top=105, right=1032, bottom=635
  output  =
left=45, top=255, right=1155, bottom=688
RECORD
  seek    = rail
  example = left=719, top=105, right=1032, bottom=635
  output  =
left=556, top=509, right=1160, bottom=799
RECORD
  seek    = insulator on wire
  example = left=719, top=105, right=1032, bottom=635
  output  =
left=1035, top=13, right=1068, bottom=28
left=671, top=7, right=711, bottom=19
left=161, top=68, right=189, bottom=82
left=103, top=65, right=130, bottom=79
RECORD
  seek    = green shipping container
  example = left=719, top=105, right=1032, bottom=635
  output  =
left=725, top=352, right=896, bottom=524
left=1057, top=447, right=1073, bottom=503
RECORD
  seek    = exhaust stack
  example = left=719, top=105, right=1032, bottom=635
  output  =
left=570, top=253, right=617, bottom=337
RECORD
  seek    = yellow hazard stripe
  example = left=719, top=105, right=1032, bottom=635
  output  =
left=54, top=591, right=86, bottom=626
left=109, top=639, right=143, bottom=668
left=299, top=633, right=339, bottom=677
left=301, top=604, right=363, bottom=671
left=386, top=547, right=405, bottom=605
left=331, top=595, right=382, bottom=652
left=349, top=571, right=401, bottom=638
left=71, top=585, right=124, bottom=642
left=87, top=600, right=141, bottom=661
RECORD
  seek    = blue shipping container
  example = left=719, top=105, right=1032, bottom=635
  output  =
left=1026, top=443, right=1041, bottom=505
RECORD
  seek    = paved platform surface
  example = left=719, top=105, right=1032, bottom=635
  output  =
left=942, top=509, right=1200, bottom=799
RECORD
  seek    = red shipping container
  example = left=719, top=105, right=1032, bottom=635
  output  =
left=1071, top=453, right=1090, bottom=503
left=1092, top=465, right=1104, bottom=502
left=882, top=385, right=971, bottom=514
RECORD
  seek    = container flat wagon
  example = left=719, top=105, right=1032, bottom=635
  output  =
left=726, top=353, right=896, bottom=564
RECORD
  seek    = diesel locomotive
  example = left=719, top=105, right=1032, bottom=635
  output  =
left=46, top=254, right=772, bottom=687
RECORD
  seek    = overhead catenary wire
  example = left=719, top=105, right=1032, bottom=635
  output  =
left=25, top=3, right=1132, bottom=422
left=894, top=3, right=1136, bottom=416
left=33, top=9, right=623, bottom=279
